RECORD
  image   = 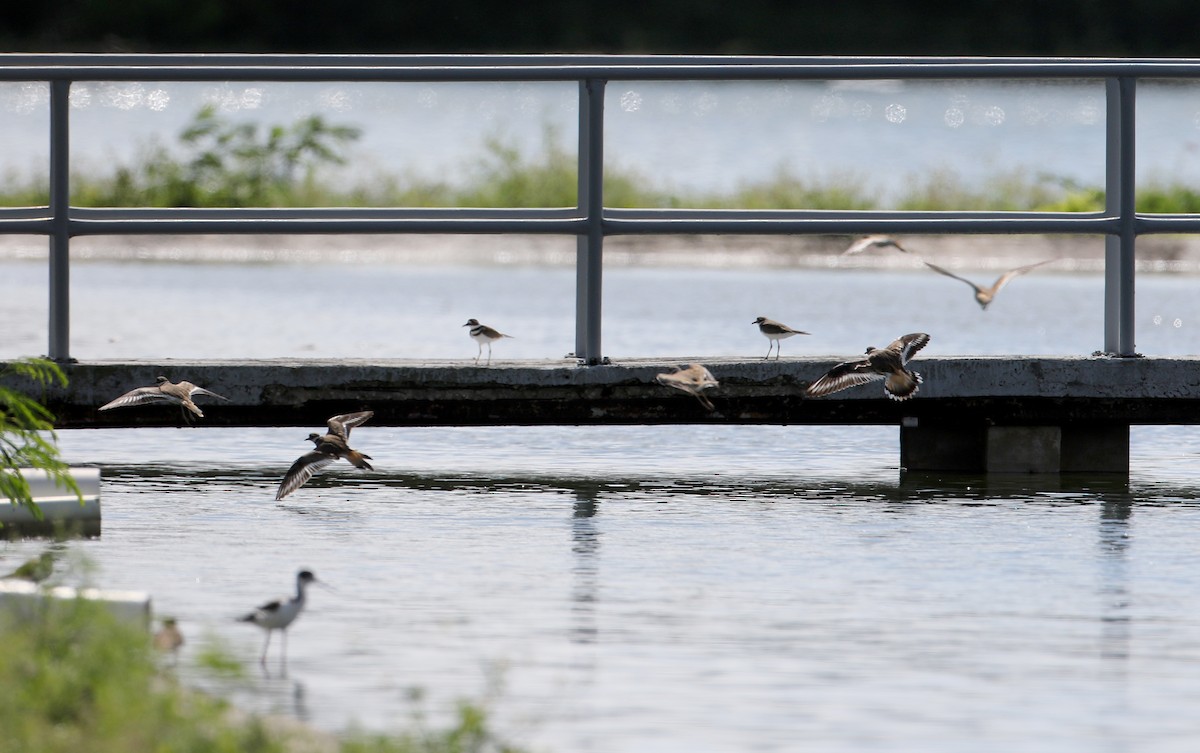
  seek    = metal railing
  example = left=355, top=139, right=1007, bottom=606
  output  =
left=4, top=55, right=1200, bottom=363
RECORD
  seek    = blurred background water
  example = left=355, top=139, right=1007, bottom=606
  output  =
left=2, top=78, right=1200, bottom=205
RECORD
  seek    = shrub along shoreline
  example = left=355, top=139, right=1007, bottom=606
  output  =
left=0, top=595, right=529, bottom=753
left=2, top=107, right=1198, bottom=213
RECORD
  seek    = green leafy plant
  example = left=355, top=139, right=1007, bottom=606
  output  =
left=0, top=595, right=532, bottom=753
left=19, top=106, right=1200, bottom=212
left=0, top=358, right=82, bottom=520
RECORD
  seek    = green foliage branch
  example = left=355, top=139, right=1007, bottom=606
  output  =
left=0, top=358, right=82, bottom=520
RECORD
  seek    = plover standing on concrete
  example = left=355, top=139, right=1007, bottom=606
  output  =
left=463, top=318, right=512, bottom=366
left=752, top=316, right=810, bottom=360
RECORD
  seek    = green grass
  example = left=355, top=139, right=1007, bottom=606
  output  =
left=0, top=597, right=530, bottom=753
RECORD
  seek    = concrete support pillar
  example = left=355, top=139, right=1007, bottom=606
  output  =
left=899, top=420, right=986, bottom=472
left=986, top=426, right=1061, bottom=473
left=900, top=421, right=1130, bottom=474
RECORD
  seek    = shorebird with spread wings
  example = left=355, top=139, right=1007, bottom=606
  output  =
left=806, top=333, right=931, bottom=402
left=841, top=234, right=911, bottom=256
left=922, top=259, right=1054, bottom=310
left=276, top=411, right=375, bottom=500
left=656, top=364, right=720, bottom=411
left=99, top=376, right=228, bottom=422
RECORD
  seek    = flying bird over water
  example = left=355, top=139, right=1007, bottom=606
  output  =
left=463, top=318, right=512, bottom=366
left=99, top=376, right=228, bottom=422
left=753, top=316, right=810, bottom=360
left=276, top=411, right=374, bottom=500
left=238, top=570, right=322, bottom=665
left=806, top=333, right=931, bottom=402
left=656, top=363, right=720, bottom=411
left=922, top=259, right=1054, bottom=310
left=841, top=234, right=911, bottom=256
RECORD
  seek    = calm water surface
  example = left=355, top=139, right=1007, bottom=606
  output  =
left=3, top=424, right=1199, bottom=753
left=3, top=259, right=1200, bottom=752
left=3, top=251, right=1199, bottom=359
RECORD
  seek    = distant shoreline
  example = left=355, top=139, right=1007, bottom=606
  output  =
left=3, top=233, right=1199, bottom=273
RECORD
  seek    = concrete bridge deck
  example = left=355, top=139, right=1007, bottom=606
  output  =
left=7, top=356, right=1198, bottom=473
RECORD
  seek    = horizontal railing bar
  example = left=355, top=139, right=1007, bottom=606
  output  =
left=8, top=208, right=1200, bottom=238
left=67, top=219, right=588, bottom=236
left=1131, top=215, right=1200, bottom=234
left=5, top=57, right=1200, bottom=82
left=603, top=215, right=1122, bottom=236
left=0, top=219, right=52, bottom=234
left=11, top=207, right=1200, bottom=237
left=70, top=207, right=580, bottom=221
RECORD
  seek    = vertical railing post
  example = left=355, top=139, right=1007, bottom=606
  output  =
left=1104, top=76, right=1137, bottom=356
left=575, top=78, right=605, bottom=365
left=48, top=78, right=72, bottom=362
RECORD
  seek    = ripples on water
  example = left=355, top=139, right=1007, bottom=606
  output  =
left=2, top=424, right=1199, bottom=753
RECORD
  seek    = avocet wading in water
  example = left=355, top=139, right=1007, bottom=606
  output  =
left=239, top=569, right=324, bottom=666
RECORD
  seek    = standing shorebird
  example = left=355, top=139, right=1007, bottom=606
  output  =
left=841, top=234, right=911, bottom=255
left=806, top=333, right=931, bottom=402
left=99, top=376, right=228, bottom=422
left=922, top=259, right=1054, bottom=310
left=752, top=316, right=810, bottom=360
left=655, top=363, right=721, bottom=411
left=153, top=617, right=185, bottom=656
left=463, top=318, right=512, bottom=366
left=275, top=411, right=374, bottom=500
left=238, top=570, right=321, bottom=666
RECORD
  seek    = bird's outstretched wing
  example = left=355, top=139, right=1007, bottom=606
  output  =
left=886, top=332, right=931, bottom=363
left=842, top=235, right=909, bottom=255
left=99, top=386, right=172, bottom=411
left=276, top=452, right=338, bottom=500
left=327, top=410, right=374, bottom=439
left=805, top=360, right=881, bottom=397
left=921, top=261, right=984, bottom=294
left=988, top=259, right=1055, bottom=295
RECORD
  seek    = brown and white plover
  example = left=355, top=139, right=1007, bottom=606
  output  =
left=806, top=332, right=931, bottom=401
left=275, top=411, right=374, bottom=500
left=463, top=318, right=512, bottom=366
left=753, top=316, right=810, bottom=360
